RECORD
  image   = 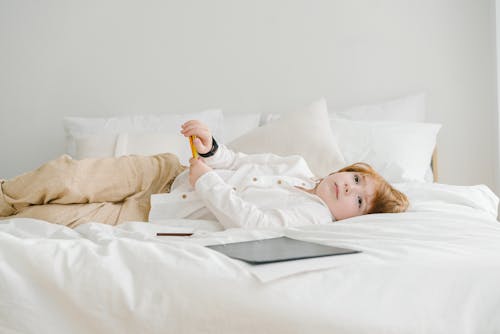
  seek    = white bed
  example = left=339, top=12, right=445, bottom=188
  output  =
left=1, top=96, right=499, bottom=333
left=1, top=181, right=499, bottom=334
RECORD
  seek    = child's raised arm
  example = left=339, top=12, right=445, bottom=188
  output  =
left=180, top=120, right=313, bottom=176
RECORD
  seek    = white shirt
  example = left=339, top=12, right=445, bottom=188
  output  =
left=149, top=145, right=334, bottom=229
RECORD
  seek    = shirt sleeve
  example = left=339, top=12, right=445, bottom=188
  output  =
left=194, top=171, right=332, bottom=229
left=202, top=144, right=312, bottom=173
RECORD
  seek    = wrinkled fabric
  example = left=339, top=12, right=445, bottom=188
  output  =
left=0, top=154, right=185, bottom=227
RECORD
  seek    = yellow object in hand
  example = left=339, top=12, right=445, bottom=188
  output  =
left=189, top=136, right=199, bottom=159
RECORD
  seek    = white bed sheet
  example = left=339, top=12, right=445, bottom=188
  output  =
left=1, top=182, right=499, bottom=334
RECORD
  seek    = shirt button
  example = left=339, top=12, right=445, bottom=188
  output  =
left=181, top=194, right=187, bottom=199
left=232, top=187, right=237, bottom=191
left=252, top=177, right=258, bottom=182
left=302, top=182, right=306, bottom=186
left=277, top=180, right=283, bottom=185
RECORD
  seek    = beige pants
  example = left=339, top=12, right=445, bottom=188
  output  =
left=0, top=154, right=185, bottom=228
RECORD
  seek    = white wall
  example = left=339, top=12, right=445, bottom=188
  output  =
left=496, top=0, right=500, bottom=194
left=0, top=0, right=498, bottom=194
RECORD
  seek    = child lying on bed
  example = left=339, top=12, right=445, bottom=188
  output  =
left=0, top=120, right=408, bottom=228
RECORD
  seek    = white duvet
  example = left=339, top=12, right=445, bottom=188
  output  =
left=1, top=182, right=499, bottom=334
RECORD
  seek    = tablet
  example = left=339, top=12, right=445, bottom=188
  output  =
left=206, top=236, right=360, bottom=265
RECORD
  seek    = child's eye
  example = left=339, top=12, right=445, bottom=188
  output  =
left=354, top=175, right=359, bottom=184
left=357, top=196, right=363, bottom=208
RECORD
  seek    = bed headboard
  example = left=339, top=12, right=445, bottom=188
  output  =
left=431, top=148, right=438, bottom=182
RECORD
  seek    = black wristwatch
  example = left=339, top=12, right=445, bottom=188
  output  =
left=198, top=137, right=219, bottom=158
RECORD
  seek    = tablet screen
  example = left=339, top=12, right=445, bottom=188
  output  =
left=206, top=236, right=360, bottom=265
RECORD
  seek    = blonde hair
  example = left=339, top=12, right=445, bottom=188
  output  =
left=333, top=162, right=409, bottom=214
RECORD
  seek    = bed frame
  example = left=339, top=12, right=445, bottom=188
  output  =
left=431, top=148, right=438, bottom=182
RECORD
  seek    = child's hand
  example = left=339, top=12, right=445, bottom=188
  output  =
left=189, top=157, right=213, bottom=187
left=181, top=120, right=213, bottom=155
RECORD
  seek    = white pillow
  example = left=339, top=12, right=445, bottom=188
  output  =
left=329, top=118, right=441, bottom=183
left=114, top=132, right=193, bottom=165
left=63, top=110, right=223, bottom=160
left=113, top=113, right=262, bottom=165
left=261, top=93, right=426, bottom=125
left=74, top=135, right=118, bottom=159
left=221, top=113, right=261, bottom=143
left=228, top=99, right=346, bottom=177
left=330, top=92, right=435, bottom=181
left=332, top=93, right=426, bottom=122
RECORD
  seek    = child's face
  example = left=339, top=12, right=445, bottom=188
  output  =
left=315, top=171, right=376, bottom=221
